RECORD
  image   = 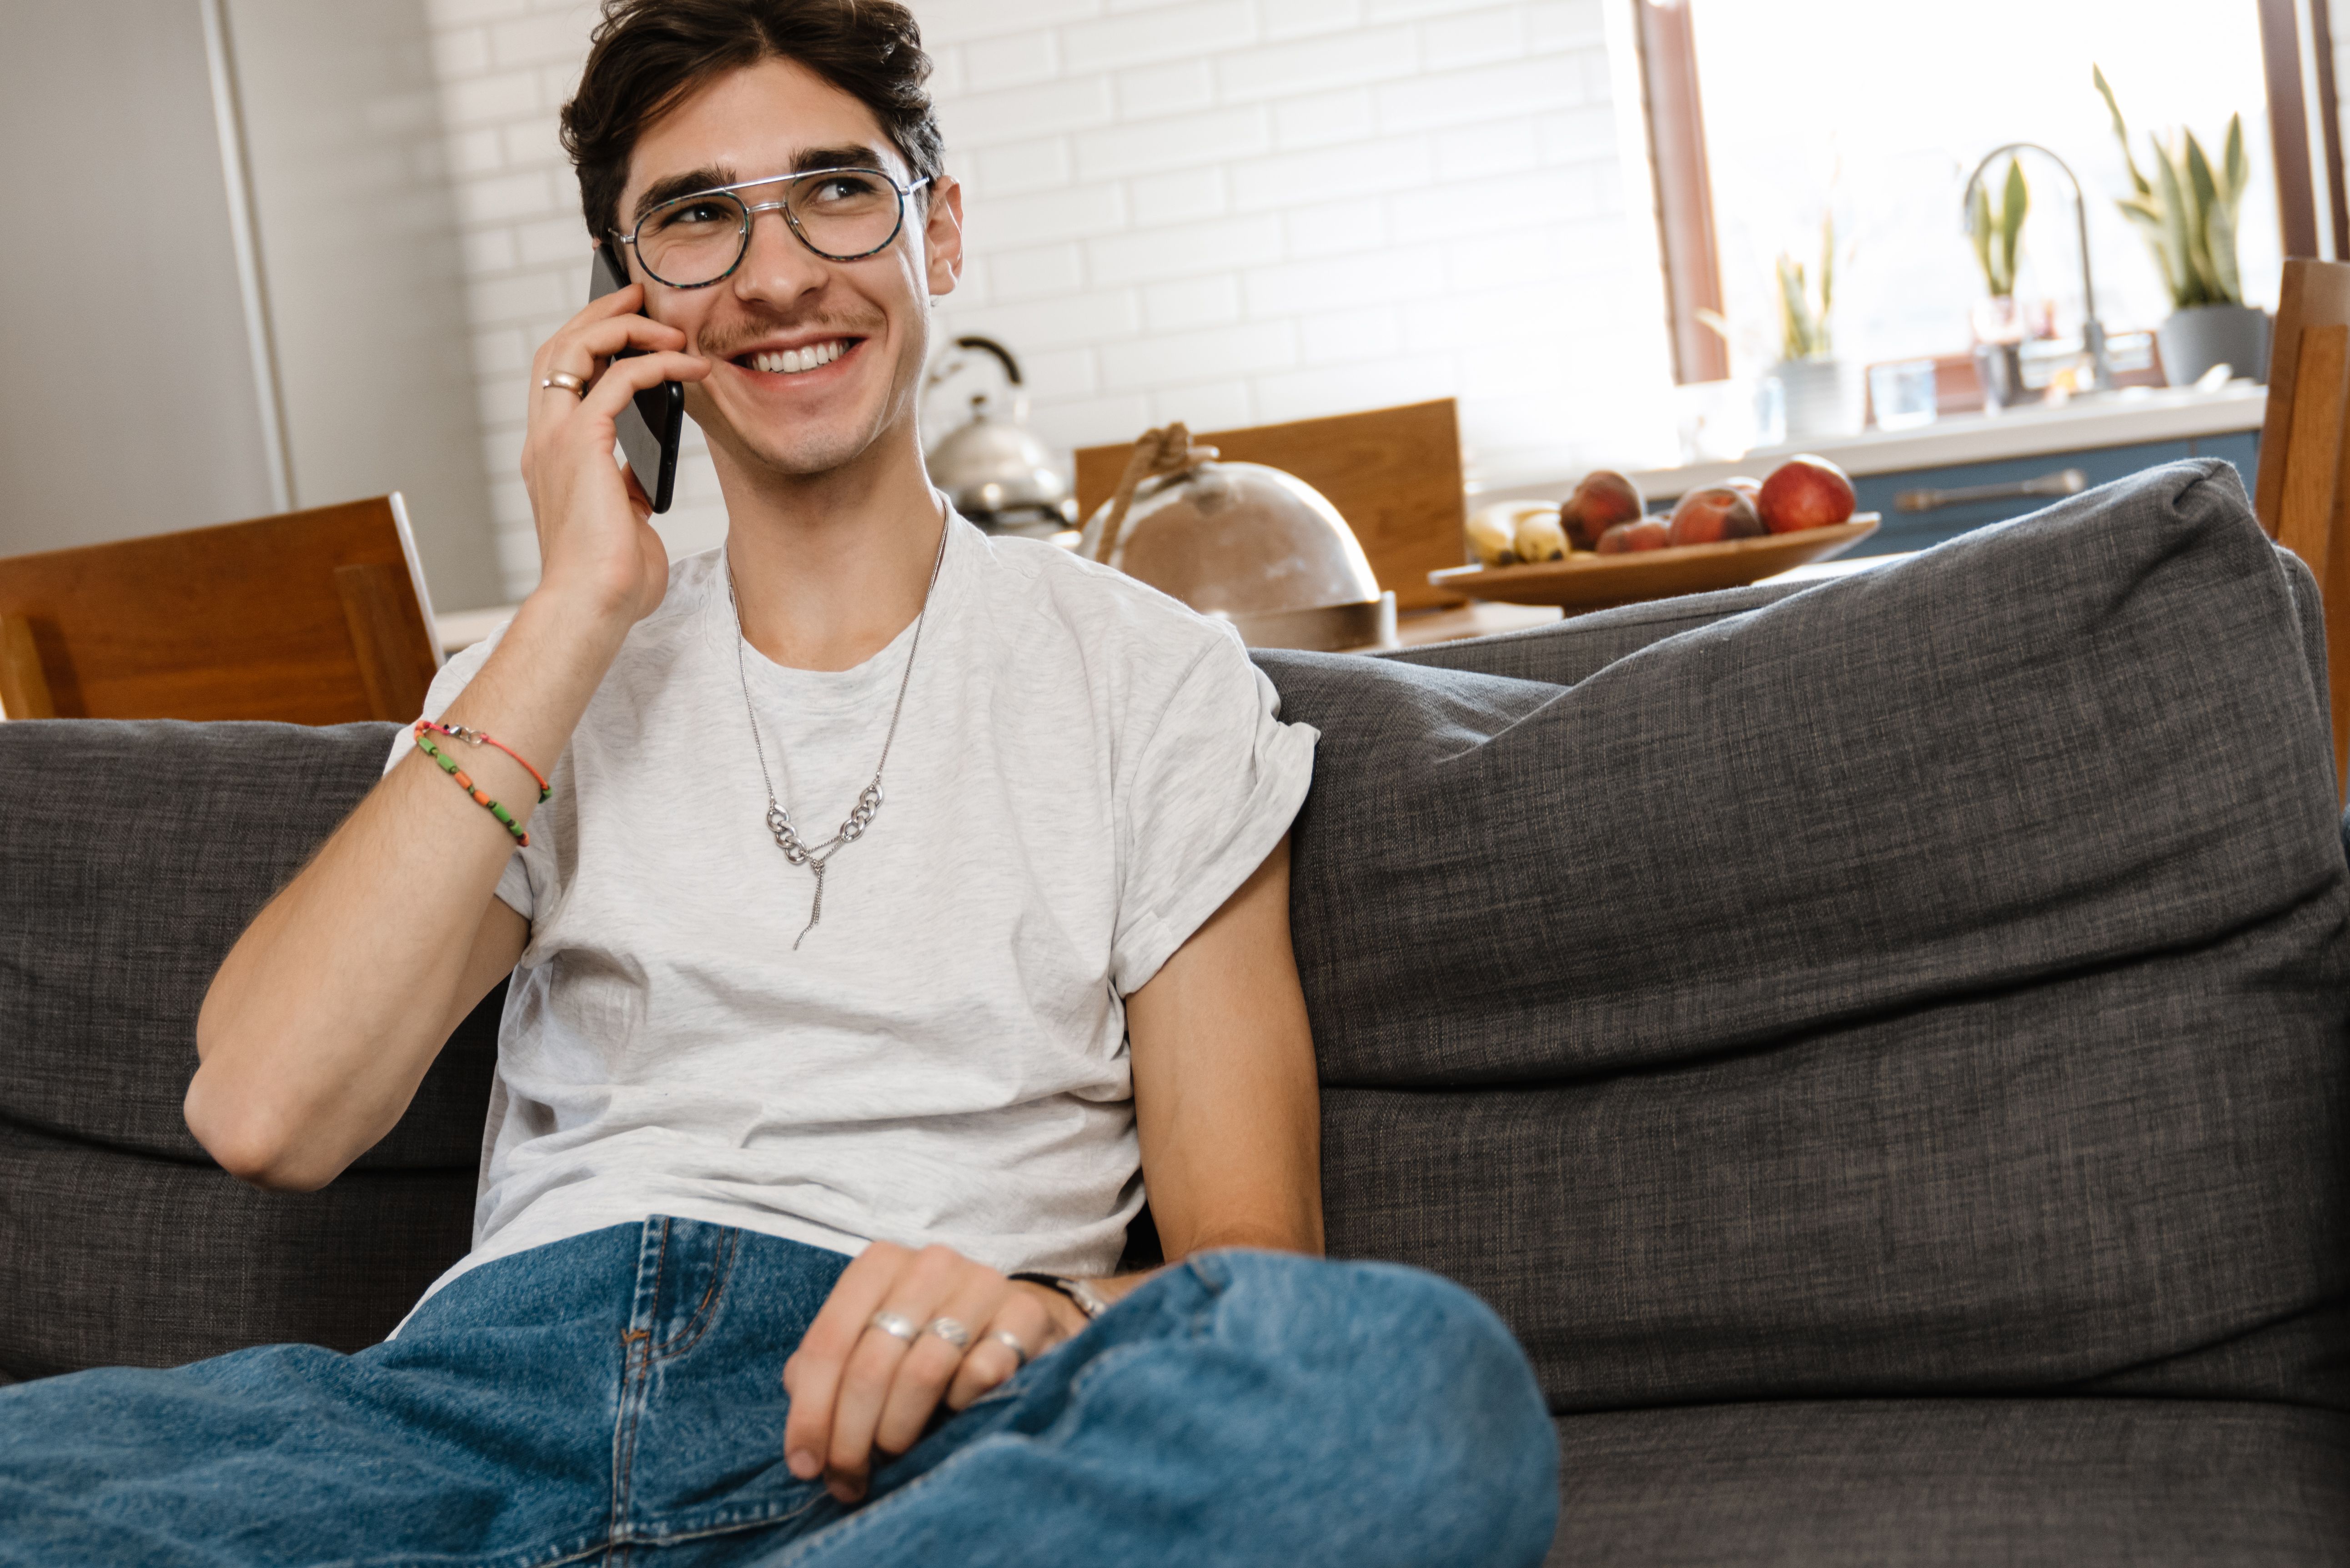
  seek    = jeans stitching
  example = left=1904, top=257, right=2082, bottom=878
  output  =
left=609, top=1219, right=668, bottom=1548
left=650, top=1226, right=738, bottom=1362
left=612, top=1332, right=651, bottom=1546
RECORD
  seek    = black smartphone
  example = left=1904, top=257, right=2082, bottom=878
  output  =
left=588, top=245, right=685, bottom=514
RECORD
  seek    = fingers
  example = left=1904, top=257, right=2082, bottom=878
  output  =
left=561, top=310, right=692, bottom=371
left=576, top=350, right=709, bottom=423
left=944, top=1285, right=1054, bottom=1412
left=871, top=1272, right=1013, bottom=1456
left=782, top=1243, right=904, bottom=1485
left=532, top=282, right=678, bottom=367
left=822, top=1245, right=966, bottom=1500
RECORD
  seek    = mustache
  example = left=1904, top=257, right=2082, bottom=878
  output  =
left=700, top=312, right=884, bottom=358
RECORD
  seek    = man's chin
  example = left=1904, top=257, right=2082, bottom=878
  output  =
left=709, top=414, right=886, bottom=483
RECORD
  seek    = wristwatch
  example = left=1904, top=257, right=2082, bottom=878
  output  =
left=1011, top=1272, right=1113, bottom=1319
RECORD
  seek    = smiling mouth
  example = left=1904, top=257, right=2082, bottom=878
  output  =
left=737, top=338, right=857, bottom=376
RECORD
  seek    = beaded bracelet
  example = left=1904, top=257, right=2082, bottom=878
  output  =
left=414, top=719, right=552, bottom=802
left=412, top=724, right=534, bottom=845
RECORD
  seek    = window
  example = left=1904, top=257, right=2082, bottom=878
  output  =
left=1640, top=0, right=2342, bottom=385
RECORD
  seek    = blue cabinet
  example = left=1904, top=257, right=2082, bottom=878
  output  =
left=1845, top=430, right=2260, bottom=556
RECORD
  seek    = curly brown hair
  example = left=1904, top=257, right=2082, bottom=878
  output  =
left=559, top=0, right=944, bottom=248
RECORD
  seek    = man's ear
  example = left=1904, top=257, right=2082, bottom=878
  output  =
left=922, top=175, right=965, bottom=298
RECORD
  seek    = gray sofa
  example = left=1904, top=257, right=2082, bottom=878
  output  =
left=2, top=459, right=2345, bottom=1562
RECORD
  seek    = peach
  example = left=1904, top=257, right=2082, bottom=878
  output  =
left=1667, top=486, right=1765, bottom=546
left=1596, top=518, right=1672, bottom=553
left=1561, top=470, right=1645, bottom=549
left=1757, top=454, right=1857, bottom=533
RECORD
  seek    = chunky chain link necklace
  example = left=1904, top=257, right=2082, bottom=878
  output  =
left=724, top=512, right=950, bottom=950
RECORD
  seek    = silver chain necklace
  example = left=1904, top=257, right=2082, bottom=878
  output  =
left=724, top=513, right=950, bottom=950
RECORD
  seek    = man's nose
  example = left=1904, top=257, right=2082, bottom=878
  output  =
left=730, top=206, right=828, bottom=304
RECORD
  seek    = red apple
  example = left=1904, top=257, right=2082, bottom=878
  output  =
left=1725, top=475, right=1763, bottom=505
left=1757, top=454, right=1857, bottom=533
left=1667, top=486, right=1765, bottom=546
left=1561, top=470, right=1645, bottom=549
left=1596, top=517, right=1672, bottom=553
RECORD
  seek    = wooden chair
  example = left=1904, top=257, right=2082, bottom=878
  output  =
left=0, top=495, right=443, bottom=725
left=2253, top=259, right=2350, bottom=797
left=1075, top=399, right=1468, bottom=610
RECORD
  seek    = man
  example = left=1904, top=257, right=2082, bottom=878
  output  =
left=0, top=2, right=1555, bottom=1561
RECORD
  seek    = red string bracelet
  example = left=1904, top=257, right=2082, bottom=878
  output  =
left=413, top=720, right=552, bottom=802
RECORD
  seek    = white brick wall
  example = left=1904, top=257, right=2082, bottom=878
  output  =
left=423, top=0, right=1671, bottom=598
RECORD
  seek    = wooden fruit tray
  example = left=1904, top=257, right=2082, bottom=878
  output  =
left=1427, top=516, right=1881, bottom=611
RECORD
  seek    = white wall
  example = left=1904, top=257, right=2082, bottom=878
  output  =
left=423, top=0, right=1669, bottom=598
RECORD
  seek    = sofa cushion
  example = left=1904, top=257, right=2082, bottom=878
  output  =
left=1544, top=1399, right=2350, bottom=1567
left=0, top=719, right=496, bottom=1170
left=1260, top=459, right=2346, bottom=1089
left=1260, top=460, right=2350, bottom=1410
left=0, top=719, right=499, bottom=1373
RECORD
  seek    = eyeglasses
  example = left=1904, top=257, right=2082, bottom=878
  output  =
left=617, top=167, right=932, bottom=288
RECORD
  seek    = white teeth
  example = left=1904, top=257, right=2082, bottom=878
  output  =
left=748, top=340, right=847, bottom=375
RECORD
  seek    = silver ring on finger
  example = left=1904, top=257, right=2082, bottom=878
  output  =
left=924, top=1317, right=971, bottom=1351
left=869, top=1311, right=919, bottom=1343
left=541, top=371, right=588, bottom=397
left=988, top=1329, right=1029, bottom=1368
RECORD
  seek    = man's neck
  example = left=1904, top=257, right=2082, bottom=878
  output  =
left=712, top=423, right=947, bottom=673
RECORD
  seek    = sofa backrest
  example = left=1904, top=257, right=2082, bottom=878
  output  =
left=1260, top=459, right=2350, bottom=1414
left=0, top=721, right=496, bottom=1380
left=4, top=459, right=2341, bottom=1417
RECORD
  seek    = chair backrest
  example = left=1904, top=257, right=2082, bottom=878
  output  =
left=1075, top=399, right=1467, bottom=611
left=2255, top=259, right=2350, bottom=795
left=0, top=495, right=442, bottom=725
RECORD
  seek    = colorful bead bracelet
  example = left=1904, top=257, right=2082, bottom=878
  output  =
left=412, top=719, right=549, bottom=846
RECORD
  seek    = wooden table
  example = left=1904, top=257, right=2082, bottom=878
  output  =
left=1391, top=552, right=1912, bottom=649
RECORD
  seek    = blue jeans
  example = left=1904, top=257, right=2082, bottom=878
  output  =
left=0, top=1218, right=1557, bottom=1565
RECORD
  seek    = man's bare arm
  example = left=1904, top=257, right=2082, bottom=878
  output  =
left=186, top=284, right=707, bottom=1191
left=1122, top=830, right=1323, bottom=1262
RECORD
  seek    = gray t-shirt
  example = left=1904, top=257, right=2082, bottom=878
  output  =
left=387, top=513, right=1317, bottom=1310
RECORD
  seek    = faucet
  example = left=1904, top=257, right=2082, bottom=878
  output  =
left=1961, top=142, right=2115, bottom=394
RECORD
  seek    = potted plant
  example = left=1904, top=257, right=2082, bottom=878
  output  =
left=1967, top=157, right=2030, bottom=409
left=2094, top=65, right=2270, bottom=386
left=1771, top=211, right=1855, bottom=441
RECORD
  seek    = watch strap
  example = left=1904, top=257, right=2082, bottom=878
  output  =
left=1011, top=1271, right=1111, bottom=1319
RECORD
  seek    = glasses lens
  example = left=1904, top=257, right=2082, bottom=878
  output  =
left=787, top=171, right=903, bottom=260
left=636, top=191, right=749, bottom=286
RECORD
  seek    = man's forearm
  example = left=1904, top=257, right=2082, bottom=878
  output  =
left=186, top=586, right=632, bottom=1190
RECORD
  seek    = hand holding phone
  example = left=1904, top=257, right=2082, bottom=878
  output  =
left=589, top=246, right=686, bottom=513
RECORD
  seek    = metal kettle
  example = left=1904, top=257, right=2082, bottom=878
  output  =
left=922, top=336, right=1076, bottom=537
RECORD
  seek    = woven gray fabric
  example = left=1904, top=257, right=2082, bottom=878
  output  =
left=1389, top=538, right=2331, bottom=732
left=1385, top=580, right=1809, bottom=686
left=1258, top=461, right=2347, bottom=1088
left=1260, top=460, right=2350, bottom=1411
left=0, top=719, right=497, bottom=1168
left=0, top=719, right=499, bottom=1372
left=0, top=1119, right=473, bottom=1381
left=1545, top=1399, right=2350, bottom=1566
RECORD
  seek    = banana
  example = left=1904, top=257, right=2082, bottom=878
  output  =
left=1464, top=510, right=1520, bottom=568
left=1513, top=512, right=1569, bottom=563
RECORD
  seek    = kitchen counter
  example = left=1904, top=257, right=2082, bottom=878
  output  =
left=1467, top=383, right=2267, bottom=505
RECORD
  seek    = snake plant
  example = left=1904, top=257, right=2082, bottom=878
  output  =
left=1775, top=211, right=1836, bottom=361
left=2094, top=64, right=2249, bottom=309
left=1968, top=158, right=2028, bottom=298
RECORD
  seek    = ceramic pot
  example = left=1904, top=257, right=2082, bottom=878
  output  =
left=1772, top=357, right=1858, bottom=442
left=2159, top=304, right=2271, bottom=386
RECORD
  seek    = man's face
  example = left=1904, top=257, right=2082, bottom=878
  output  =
left=615, top=57, right=962, bottom=482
